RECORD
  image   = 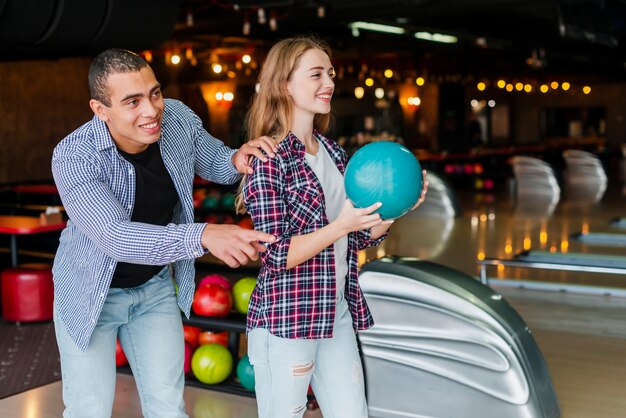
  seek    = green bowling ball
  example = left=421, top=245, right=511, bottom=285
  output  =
left=232, top=277, right=257, bottom=314
left=191, top=344, right=233, bottom=385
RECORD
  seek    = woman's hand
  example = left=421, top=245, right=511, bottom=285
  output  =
left=232, top=136, right=278, bottom=174
left=333, top=200, right=391, bottom=235
left=411, top=170, right=429, bottom=210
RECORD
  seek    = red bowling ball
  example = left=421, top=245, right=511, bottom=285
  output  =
left=184, top=325, right=202, bottom=350
left=198, top=274, right=232, bottom=292
left=184, top=341, right=193, bottom=375
left=192, top=283, right=232, bottom=317
left=115, top=339, right=128, bottom=367
left=199, top=330, right=229, bottom=347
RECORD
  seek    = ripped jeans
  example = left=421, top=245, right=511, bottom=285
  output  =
left=247, top=293, right=368, bottom=418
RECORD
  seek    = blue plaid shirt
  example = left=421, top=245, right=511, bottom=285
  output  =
left=243, top=131, right=386, bottom=339
left=51, top=99, right=239, bottom=351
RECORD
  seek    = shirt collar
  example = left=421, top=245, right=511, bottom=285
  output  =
left=283, top=129, right=329, bottom=159
left=91, top=115, right=117, bottom=151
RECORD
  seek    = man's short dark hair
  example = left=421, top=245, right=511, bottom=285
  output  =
left=88, top=49, right=149, bottom=107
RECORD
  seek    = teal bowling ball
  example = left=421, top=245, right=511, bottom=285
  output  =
left=236, top=354, right=255, bottom=391
left=221, top=192, right=236, bottom=210
left=344, top=141, right=422, bottom=220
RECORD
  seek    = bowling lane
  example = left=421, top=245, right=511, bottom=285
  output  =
left=363, top=185, right=626, bottom=290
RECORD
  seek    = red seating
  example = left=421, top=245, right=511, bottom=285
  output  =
left=1, top=265, right=54, bottom=322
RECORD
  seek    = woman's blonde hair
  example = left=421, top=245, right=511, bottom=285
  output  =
left=235, top=35, right=333, bottom=214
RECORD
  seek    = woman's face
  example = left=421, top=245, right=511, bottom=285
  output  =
left=286, top=48, right=335, bottom=118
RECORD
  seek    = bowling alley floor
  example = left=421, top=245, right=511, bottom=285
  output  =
left=1, top=182, right=626, bottom=418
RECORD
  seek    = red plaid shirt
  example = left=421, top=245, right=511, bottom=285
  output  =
left=243, top=131, right=386, bottom=339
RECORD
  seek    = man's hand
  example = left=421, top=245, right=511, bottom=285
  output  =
left=232, top=136, right=278, bottom=174
left=201, top=224, right=276, bottom=268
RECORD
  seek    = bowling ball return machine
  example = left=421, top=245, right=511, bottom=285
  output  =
left=358, top=257, right=560, bottom=418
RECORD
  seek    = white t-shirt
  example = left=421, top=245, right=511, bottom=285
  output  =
left=304, top=141, right=349, bottom=294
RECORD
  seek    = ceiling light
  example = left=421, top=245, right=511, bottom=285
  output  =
left=415, top=32, right=457, bottom=44
left=349, top=21, right=406, bottom=36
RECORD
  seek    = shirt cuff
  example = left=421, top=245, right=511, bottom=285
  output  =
left=227, top=148, right=241, bottom=178
left=185, top=223, right=209, bottom=258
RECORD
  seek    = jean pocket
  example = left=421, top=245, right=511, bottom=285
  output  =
left=247, top=328, right=269, bottom=367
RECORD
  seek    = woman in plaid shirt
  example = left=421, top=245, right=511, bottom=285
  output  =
left=237, top=36, right=426, bottom=418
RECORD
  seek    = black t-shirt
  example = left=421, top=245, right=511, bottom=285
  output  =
left=111, top=142, right=179, bottom=288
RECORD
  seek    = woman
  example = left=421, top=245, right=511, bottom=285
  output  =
left=236, top=35, right=426, bottom=418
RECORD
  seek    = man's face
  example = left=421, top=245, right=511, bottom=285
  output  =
left=90, top=67, right=164, bottom=154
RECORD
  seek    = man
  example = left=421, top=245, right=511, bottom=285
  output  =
left=51, top=48, right=276, bottom=417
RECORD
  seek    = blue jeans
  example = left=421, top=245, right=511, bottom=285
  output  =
left=248, top=292, right=368, bottom=418
left=54, top=267, right=188, bottom=418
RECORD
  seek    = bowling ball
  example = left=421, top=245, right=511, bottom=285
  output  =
left=191, top=343, right=233, bottom=385
left=236, top=354, right=255, bottom=391
left=199, top=330, right=229, bottom=347
left=232, top=277, right=257, bottom=314
left=192, top=283, right=232, bottom=317
left=184, top=325, right=201, bottom=350
left=237, top=216, right=254, bottom=230
left=115, top=339, right=128, bottom=367
left=184, top=341, right=193, bottom=375
left=202, top=193, right=220, bottom=210
left=344, top=141, right=422, bottom=220
left=198, top=274, right=232, bottom=292
left=221, top=192, right=236, bottom=210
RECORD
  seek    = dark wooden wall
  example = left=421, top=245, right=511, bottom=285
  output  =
left=0, top=58, right=92, bottom=184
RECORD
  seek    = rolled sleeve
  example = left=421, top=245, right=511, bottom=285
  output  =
left=243, top=156, right=292, bottom=275
left=356, top=229, right=388, bottom=250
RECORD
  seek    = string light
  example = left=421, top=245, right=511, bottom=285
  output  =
left=242, top=16, right=250, bottom=35
left=269, top=11, right=277, bottom=31
left=257, top=8, right=266, bottom=24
